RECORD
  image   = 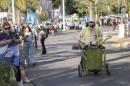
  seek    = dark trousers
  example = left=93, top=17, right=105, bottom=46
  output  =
left=41, top=42, right=46, bottom=54
left=35, top=37, right=38, bottom=49
left=35, top=40, right=38, bottom=49
left=14, top=66, right=21, bottom=82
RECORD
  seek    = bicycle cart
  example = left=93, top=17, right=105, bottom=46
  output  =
left=78, top=36, right=111, bottom=77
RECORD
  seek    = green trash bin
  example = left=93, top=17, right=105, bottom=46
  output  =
left=78, top=45, right=110, bottom=77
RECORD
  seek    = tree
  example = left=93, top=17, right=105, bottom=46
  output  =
left=16, top=0, right=26, bottom=12
left=27, top=0, right=39, bottom=12
left=76, top=0, right=119, bottom=16
left=107, top=0, right=118, bottom=14
left=52, top=0, right=61, bottom=8
left=126, top=0, right=130, bottom=18
left=38, top=10, right=48, bottom=21
left=15, top=0, right=26, bottom=24
left=96, top=0, right=109, bottom=16
left=75, top=0, right=95, bottom=18
left=65, top=0, right=78, bottom=15
left=0, top=0, right=11, bottom=11
left=52, top=0, right=77, bottom=15
left=75, top=3, right=88, bottom=16
left=51, top=0, right=123, bottom=17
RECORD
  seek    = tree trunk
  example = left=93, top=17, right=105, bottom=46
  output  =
left=16, top=9, right=21, bottom=25
left=89, top=1, right=93, bottom=20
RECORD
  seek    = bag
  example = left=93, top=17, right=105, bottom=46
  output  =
left=0, top=45, right=8, bottom=59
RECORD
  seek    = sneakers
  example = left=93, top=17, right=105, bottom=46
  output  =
left=17, top=81, right=23, bottom=86
left=32, top=62, right=36, bottom=66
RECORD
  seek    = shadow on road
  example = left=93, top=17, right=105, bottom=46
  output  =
left=35, top=50, right=80, bottom=66
left=27, top=62, right=130, bottom=86
left=107, top=53, right=130, bottom=62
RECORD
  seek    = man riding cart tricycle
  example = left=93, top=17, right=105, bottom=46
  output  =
left=76, top=19, right=111, bottom=77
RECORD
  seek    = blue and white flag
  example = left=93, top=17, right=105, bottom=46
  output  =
left=25, top=9, right=39, bottom=26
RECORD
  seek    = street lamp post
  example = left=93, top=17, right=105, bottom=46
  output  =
left=62, top=0, right=66, bottom=31
left=12, top=0, right=15, bottom=25
left=120, top=0, right=124, bottom=24
left=118, top=0, right=125, bottom=38
left=89, top=1, right=93, bottom=20
left=95, top=0, right=98, bottom=21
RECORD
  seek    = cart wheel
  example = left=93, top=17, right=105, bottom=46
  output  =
left=94, top=71, right=98, bottom=75
left=78, top=64, right=83, bottom=77
left=106, top=64, right=110, bottom=75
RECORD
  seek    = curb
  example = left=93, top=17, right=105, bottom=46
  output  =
left=109, top=37, right=130, bottom=42
left=107, top=36, right=130, bottom=47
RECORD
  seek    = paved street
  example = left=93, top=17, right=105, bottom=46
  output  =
left=25, top=26, right=130, bottom=86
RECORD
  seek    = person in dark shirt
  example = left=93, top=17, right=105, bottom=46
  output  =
left=0, top=22, right=23, bottom=85
left=39, top=26, right=48, bottom=55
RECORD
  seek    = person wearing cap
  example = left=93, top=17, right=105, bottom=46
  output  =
left=0, top=22, right=23, bottom=86
left=77, top=19, right=103, bottom=47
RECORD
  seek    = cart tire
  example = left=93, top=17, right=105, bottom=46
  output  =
left=106, top=64, right=110, bottom=75
left=78, top=65, right=83, bottom=77
left=94, top=71, right=98, bottom=75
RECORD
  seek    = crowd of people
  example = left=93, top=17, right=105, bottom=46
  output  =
left=0, top=17, right=49, bottom=86
left=0, top=16, right=130, bottom=86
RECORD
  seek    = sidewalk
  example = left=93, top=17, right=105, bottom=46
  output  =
left=107, top=34, right=130, bottom=48
left=19, top=49, right=34, bottom=86
left=21, top=66, right=34, bottom=86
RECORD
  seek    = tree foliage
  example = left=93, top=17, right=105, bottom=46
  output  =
left=15, top=0, right=26, bottom=12
left=65, top=0, right=78, bottom=15
left=27, top=0, right=39, bottom=12
left=38, top=10, right=48, bottom=21
left=51, top=0, right=130, bottom=16
left=52, top=0, right=61, bottom=8
left=0, top=0, right=11, bottom=11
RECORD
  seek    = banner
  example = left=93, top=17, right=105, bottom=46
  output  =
left=25, top=9, right=39, bottom=26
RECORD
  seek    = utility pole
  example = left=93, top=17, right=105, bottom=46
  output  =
left=95, top=0, right=98, bottom=22
left=12, top=0, right=15, bottom=25
left=62, top=0, right=66, bottom=31
left=118, top=0, right=125, bottom=38
left=89, top=1, right=93, bottom=20
left=120, top=0, right=123, bottom=24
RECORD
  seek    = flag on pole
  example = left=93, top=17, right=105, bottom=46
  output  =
left=25, top=9, right=39, bottom=26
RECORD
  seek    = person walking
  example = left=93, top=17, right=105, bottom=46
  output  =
left=20, top=25, right=36, bottom=66
left=0, top=21, right=23, bottom=86
left=39, top=27, right=47, bottom=55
